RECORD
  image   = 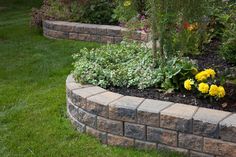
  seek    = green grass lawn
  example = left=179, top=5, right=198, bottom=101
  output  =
left=0, top=1, right=183, bottom=157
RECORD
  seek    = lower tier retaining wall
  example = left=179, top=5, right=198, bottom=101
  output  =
left=66, top=75, right=236, bottom=157
left=43, top=20, right=150, bottom=43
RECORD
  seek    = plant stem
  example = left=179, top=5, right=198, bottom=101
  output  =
left=151, top=0, right=158, bottom=67
left=159, top=0, right=164, bottom=59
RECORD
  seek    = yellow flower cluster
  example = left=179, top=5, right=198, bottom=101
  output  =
left=195, top=68, right=216, bottom=82
left=184, top=68, right=226, bottom=99
left=209, top=85, right=226, bottom=98
left=184, top=79, right=194, bottom=90
left=124, top=0, right=132, bottom=7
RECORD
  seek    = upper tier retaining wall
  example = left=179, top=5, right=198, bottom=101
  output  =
left=43, top=20, right=150, bottom=43
left=66, top=74, right=236, bottom=157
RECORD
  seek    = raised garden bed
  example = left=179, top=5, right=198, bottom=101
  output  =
left=66, top=74, right=236, bottom=157
left=44, top=20, right=236, bottom=113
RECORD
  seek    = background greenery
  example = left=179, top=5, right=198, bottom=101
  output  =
left=0, top=0, right=183, bottom=156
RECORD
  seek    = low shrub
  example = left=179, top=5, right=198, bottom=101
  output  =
left=113, top=0, right=148, bottom=23
left=219, top=2, right=236, bottom=64
left=220, top=25, right=236, bottom=64
left=205, top=1, right=236, bottom=64
left=31, top=0, right=117, bottom=28
left=78, top=0, right=117, bottom=25
left=72, top=41, right=197, bottom=91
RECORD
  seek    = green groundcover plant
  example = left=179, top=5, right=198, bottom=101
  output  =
left=72, top=41, right=197, bottom=91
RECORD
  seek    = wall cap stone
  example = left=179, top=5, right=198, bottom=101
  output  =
left=193, top=108, right=231, bottom=124
left=138, top=99, right=173, bottom=113
left=220, top=113, right=236, bottom=127
left=161, top=103, right=198, bottom=119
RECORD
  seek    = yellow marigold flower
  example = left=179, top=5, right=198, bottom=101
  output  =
left=205, top=68, right=216, bottom=78
left=195, top=71, right=208, bottom=82
left=209, top=85, right=218, bottom=96
left=184, top=79, right=194, bottom=90
left=124, top=0, right=132, bottom=7
left=198, top=83, right=209, bottom=94
left=217, top=86, right=226, bottom=98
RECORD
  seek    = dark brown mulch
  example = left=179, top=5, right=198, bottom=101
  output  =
left=108, top=39, right=236, bottom=112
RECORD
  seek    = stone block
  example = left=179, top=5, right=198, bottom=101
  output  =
left=96, top=25, right=107, bottom=35
left=203, top=137, right=236, bottom=156
left=66, top=82, right=84, bottom=98
left=178, top=133, right=203, bottom=151
left=83, top=24, right=97, bottom=35
left=134, top=140, right=156, bottom=150
left=67, top=98, right=78, bottom=118
left=147, top=127, right=177, bottom=147
left=160, top=103, right=198, bottom=133
left=43, top=28, right=49, bottom=37
left=137, top=99, right=172, bottom=127
left=109, top=96, right=144, bottom=122
left=53, top=22, right=76, bottom=32
left=219, top=114, right=236, bottom=143
left=86, top=126, right=107, bottom=144
left=66, top=82, right=86, bottom=91
left=86, top=92, right=122, bottom=117
left=190, top=151, right=214, bottom=157
left=106, top=26, right=122, bottom=36
left=69, top=33, right=80, bottom=40
left=107, top=134, right=134, bottom=147
left=124, top=122, right=146, bottom=140
left=78, top=34, right=91, bottom=41
left=66, top=74, right=76, bottom=84
left=97, top=116, right=123, bottom=136
left=193, top=108, right=231, bottom=138
left=46, top=29, right=69, bottom=39
left=101, top=36, right=114, bottom=43
left=113, top=37, right=123, bottom=43
left=89, top=35, right=100, bottom=42
left=43, top=20, right=53, bottom=29
left=67, top=107, right=85, bottom=133
left=77, top=108, right=97, bottom=128
left=72, top=86, right=106, bottom=108
left=74, top=23, right=85, bottom=33
left=158, top=144, right=189, bottom=155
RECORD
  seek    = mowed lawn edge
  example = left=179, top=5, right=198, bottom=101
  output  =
left=0, top=1, right=183, bottom=157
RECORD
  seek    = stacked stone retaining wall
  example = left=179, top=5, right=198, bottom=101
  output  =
left=43, top=20, right=150, bottom=43
left=66, top=75, right=236, bottom=157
